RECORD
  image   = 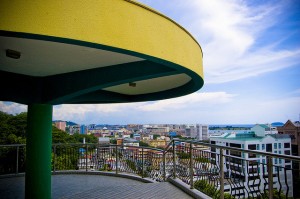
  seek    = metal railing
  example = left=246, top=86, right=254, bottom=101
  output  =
left=1, top=140, right=300, bottom=199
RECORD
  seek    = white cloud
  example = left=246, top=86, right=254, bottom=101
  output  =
left=229, top=96, right=300, bottom=123
left=51, top=92, right=237, bottom=122
left=196, top=0, right=300, bottom=83
left=141, top=0, right=300, bottom=84
left=0, top=91, right=297, bottom=124
left=137, top=92, right=236, bottom=111
left=53, top=103, right=137, bottom=122
left=0, top=102, right=27, bottom=115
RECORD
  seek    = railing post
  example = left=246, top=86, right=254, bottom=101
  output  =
left=267, top=156, right=273, bottom=199
left=141, top=147, right=144, bottom=178
left=16, top=146, right=19, bottom=174
left=219, top=149, right=224, bottom=199
left=189, top=142, right=194, bottom=189
left=53, top=145, right=56, bottom=172
left=115, top=145, right=118, bottom=174
left=173, top=140, right=176, bottom=179
left=86, top=144, right=88, bottom=172
left=163, top=152, right=166, bottom=181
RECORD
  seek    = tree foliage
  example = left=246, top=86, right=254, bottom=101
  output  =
left=72, top=133, right=97, bottom=143
left=0, top=111, right=27, bottom=144
left=52, top=126, right=76, bottom=143
left=0, top=111, right=98, bottom=144
left=139, top=141, right=150, bottom=147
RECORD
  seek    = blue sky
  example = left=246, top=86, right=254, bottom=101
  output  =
left=1, top=0, right=299, bottom=125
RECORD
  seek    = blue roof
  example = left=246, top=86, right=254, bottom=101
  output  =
left=271, top=122, right=284, bottom=127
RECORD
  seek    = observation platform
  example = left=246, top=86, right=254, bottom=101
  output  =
left=0, top=1, right=204, bottom=198
left=0, top=174, right=193, bottom=199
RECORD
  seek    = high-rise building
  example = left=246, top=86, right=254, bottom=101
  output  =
left=187, top=124, right=209, bottom=140
left=54, top=121, right=66, bottom=131
left=80, top=125, right=87, bottom=134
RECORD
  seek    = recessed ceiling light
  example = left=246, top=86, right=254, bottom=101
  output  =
left=129, top=82, right=136, bottom=87
left=6, top=49, right=21, bottom=59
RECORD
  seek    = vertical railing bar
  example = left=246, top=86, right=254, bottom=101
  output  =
left=267, top=156, right=273, bottom=199
left=142, top=147, right=144, bottom=178
left=53, top=145, right=56, bottom=172
left=16, top=146, right=19, bottom=174
left=115, top=145, right=118, bottom=174
left=256, top=161, right=261, bottom=198
left=85, top=144, right=88, bottom=172
left=284, top=166, right=289, bottom=199
left=64, top=146, right=66, bottom=170
left=173, top=140, right=176, bottom=179
left=97, top=145, right=99, bottom=171
left=246, top=159, right=253, bottom=198
left=250, top=162, right=255, bottom=197
left=276, top=165, right=282, bottom=199
left=220, top=148, right=224, bottom=199
left=163, top=152, right=166, bottom=181
left=189, top=142, right=194, bottom=189
left=262, top=159, right=267, bottom=197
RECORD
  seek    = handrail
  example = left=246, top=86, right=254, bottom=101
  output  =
left=0, top=139, right=299, bottom=199
left=0, top=144, right=25, bottom=147
left=174, top=138, right=300, bottom=161
left=0, top=138, right=298, bottom=163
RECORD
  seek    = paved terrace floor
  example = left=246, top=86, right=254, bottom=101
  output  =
left=0, top=174, right=194, bottom=199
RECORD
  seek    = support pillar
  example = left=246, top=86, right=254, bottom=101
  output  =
left=25, top=104, right=53, bottom=199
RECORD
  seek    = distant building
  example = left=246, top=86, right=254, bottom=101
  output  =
left=210, top=132, right=293, bottom=198
left=133, top=133, right=141, bottom=141
left=123, top=138, right=139, bottom=147
left=251, top=124, right=277, bottom=136
left=53, top=121, right=66, bottom=131
left=169, top=124, right=187, bottom=136
left=80, top=125, right=87, bottom=134
left=278, top=120, right=300, bottom=156
left=146, top=139, right=166, bottom=148
left=98, top=137, right=110, bottom=145
left=186, top=124, right=209, bottom=140
left=145, top=126, right=169, bottom=136
left=122, top=135, right=130, bottom=139
left=127, top=124, right=143, bottom=132
left=68, top=125, right=80, bottom=135
left=117, top=138, right=123, bottom=145
left=88, top=124, right=96, bottom=130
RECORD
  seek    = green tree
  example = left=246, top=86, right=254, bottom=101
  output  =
left=110, top=139, right=117, bottom=144
left=0, top=112, right=26, bottom=144
left=139, top=141, right=150, bottom=147
left=72, top=133, right=97, bottom=143
left=7, top=112, right=27, bottom=138
left=52, top=126, right=76, bottom=143
left=153, top=134, right=160, bottom=140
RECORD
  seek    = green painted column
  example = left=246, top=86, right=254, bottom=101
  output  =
left=25, top=104, right=53, bottom=199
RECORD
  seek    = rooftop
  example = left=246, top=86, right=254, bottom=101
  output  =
left=212, top=132, right=290, bottom=141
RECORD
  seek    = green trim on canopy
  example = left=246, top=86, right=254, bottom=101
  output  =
left=0, top=31, right=203, bottom=105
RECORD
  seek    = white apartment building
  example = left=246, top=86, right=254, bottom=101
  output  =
left=251, top=124, right=278, bottom=135
left=210, top=132, right=293, bottom=198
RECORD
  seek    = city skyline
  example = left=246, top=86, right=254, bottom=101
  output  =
left=1, top=0, right=300, bottom=125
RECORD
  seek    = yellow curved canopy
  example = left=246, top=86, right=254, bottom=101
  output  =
left=0, top=0, right=204, bottom=104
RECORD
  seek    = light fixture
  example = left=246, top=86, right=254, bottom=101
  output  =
left=129, top=82, right=136, bottom=87
left=6, top=49, right=21, bottom=59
